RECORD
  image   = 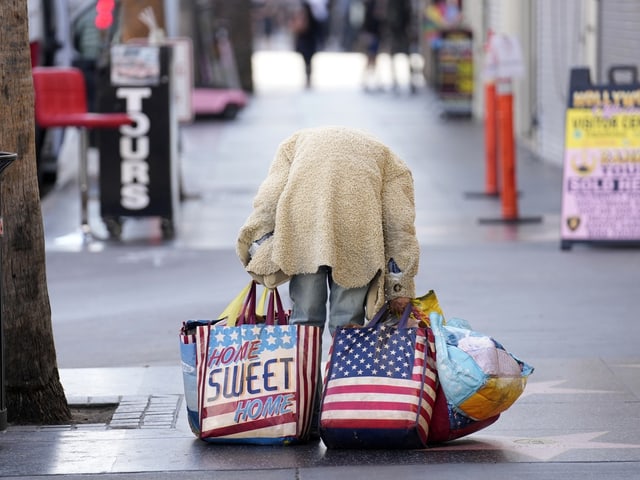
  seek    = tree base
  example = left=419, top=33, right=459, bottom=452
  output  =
left=7, top=376, right=71, bottom=425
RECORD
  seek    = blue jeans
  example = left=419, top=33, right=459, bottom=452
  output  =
left=289, top=266, right=370, bottom=435
left=289, top=266, right=370, bottom=335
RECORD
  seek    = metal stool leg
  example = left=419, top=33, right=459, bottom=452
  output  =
left=78, top=127, right=91, bottom=239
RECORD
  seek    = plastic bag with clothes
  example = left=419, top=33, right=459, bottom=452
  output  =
left=430, top=312, right=534, bottom=421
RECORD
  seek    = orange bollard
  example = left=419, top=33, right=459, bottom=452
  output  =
left=496, top=77, right=518, bottom=220
left=477, top=33, right=542, bottom=225
left=484, top=81, right=498, bottom=196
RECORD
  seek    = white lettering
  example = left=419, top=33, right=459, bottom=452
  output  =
left=116, top=88, right=152, bottom=112
left=120, top=111, right=150, bottom=137
left=119, top=136, right=149, bottom=161
left=116, top=87, right=152, bottom=210
left=121, top=162, right=150, bottom=184
left=121, top=184, right=149, bottom=209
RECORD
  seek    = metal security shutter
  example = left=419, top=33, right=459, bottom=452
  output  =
left=599, top=0, right=640, bottom=82
left=535, top=0, right=585, bottom=166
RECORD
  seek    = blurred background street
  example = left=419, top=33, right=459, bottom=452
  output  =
left=41, top=46, right=570, bottom=369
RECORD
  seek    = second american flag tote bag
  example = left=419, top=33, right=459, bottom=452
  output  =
left=319, top=304, right=438, bottom=449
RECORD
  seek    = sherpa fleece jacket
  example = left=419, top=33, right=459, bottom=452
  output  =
left=236, top=126, right=419, bottom=318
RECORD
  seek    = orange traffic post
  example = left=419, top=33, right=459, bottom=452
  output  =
left=477, top=32, right=541, bottom=225
left=496, top=77, right=517, bottom=219
left=479, top=76, right=541, bottom=225
left=484, top=81, right=499, bottom=196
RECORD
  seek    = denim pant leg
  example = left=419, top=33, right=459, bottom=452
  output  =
left=327, top=278, right=369, bottom=335
left=289, top=268, right=329, bottom=331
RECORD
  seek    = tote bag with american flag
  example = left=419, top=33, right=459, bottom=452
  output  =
left=193, top=284, right=322, bottom=445
left=319, top=304, right=438, bottom=449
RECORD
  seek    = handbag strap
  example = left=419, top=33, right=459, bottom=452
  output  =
left=197, top=323, right=213, bottom=438
left=266, top=287, right=288, bottom=326
left=367, top=302, right=413, bottom=328
left=236, top=282, right=289, bottom=326
left=367, top=303, right=388, bottom=327
left=397, top=303, right=414, bottom=328
left=236, top=281, right=257, bottom=326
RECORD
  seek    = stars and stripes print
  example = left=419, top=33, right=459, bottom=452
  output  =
left=195, top=323, right=321, bottom=444
left=320, top=324, right=437, bottom=448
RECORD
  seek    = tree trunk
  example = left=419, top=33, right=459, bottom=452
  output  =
left=0, top=0, right=70, bottom=424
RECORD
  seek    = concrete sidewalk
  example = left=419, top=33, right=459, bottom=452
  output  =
left=1, top=50, right=640, bottom=479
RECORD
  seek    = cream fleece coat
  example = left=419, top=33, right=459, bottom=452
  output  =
left=236, top=126, right=419, bottom=318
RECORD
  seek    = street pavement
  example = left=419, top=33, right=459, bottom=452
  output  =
left=1, top=49, right=640, bottom=479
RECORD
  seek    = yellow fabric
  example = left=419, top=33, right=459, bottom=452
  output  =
left=217, top=282, right=281, bottom=326
left=458, top=376, right=529, bottom=421
left=217, top=282, right=253, bottom=327
left=411, top=289, right=444, bottom=327
left=257, top=286, right=269, bottom=316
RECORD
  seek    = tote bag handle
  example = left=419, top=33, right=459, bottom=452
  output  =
left=237, top=282, right=288, bottom=326
left=266, top=287, right=288, bottom=325
left=366, top=302, right=414, bottom=329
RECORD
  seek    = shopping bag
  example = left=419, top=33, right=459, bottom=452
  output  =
left=430, top=312, right=534, bottom=421
left=191, top=282, right=322, bottom=444
left=180, top=281, right=257, bottom=435
left=427, top=383, right=500, bottom=444
left=406, top=290, right=501, bottom=443
left=319, top=304, right=438, bottom=449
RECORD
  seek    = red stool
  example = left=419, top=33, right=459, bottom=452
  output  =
left=32, top=66, right=133, bottom=239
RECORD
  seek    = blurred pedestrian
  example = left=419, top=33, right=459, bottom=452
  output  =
left=361, top=0, right=385, bottom=91
left=69, top=0, right=102, bottom=111
left=386, top=0, right=416, bottom=93
left=290, top=0, right=326, bottom=88
left=257, top=0, right=278, bottom=48
left=307, top=0, right=330, bottom=49
left=338, top=0, right=365, bottom=51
